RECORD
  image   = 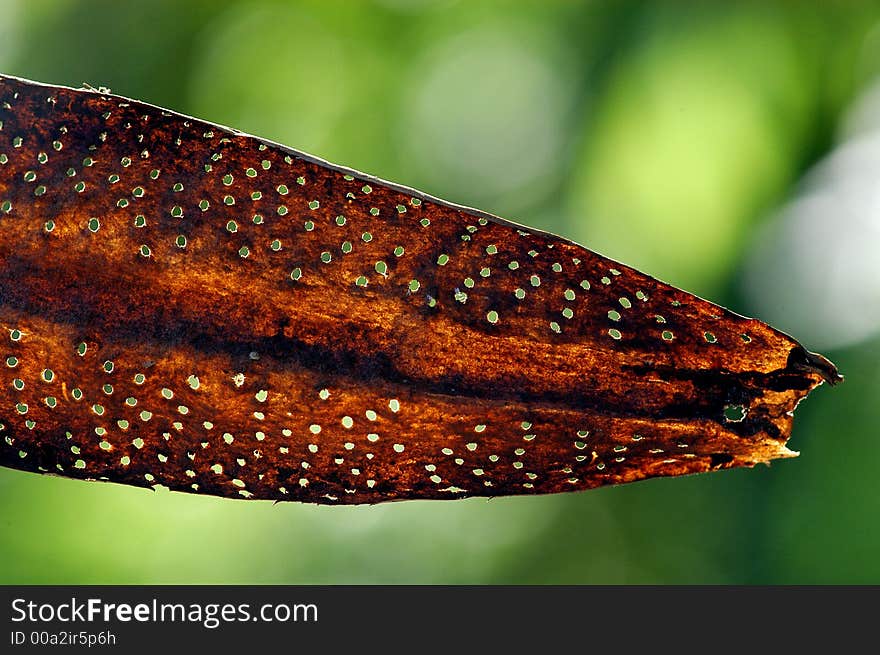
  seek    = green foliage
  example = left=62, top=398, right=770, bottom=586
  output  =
left=0, top=0, right=876, bottom=583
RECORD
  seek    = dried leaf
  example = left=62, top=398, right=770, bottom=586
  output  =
left=0, top=74, right=840, bottom=504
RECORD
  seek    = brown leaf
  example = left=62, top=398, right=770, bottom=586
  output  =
left=0, top=74, right=840, bottom=504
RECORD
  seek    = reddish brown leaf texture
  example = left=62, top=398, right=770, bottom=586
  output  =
left=0, top=74, right=840, bottom=504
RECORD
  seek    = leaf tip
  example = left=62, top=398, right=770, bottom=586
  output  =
left=787, top=346, right=842, bottom=387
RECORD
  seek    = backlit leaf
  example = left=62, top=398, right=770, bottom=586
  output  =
left=0, top=74, right=840, bottom=504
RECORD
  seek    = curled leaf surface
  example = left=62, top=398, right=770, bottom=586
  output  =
left=0, top=75, right=840, bottom=504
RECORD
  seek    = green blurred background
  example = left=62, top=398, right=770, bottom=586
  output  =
left=1, top=0, right=878, bottom=584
